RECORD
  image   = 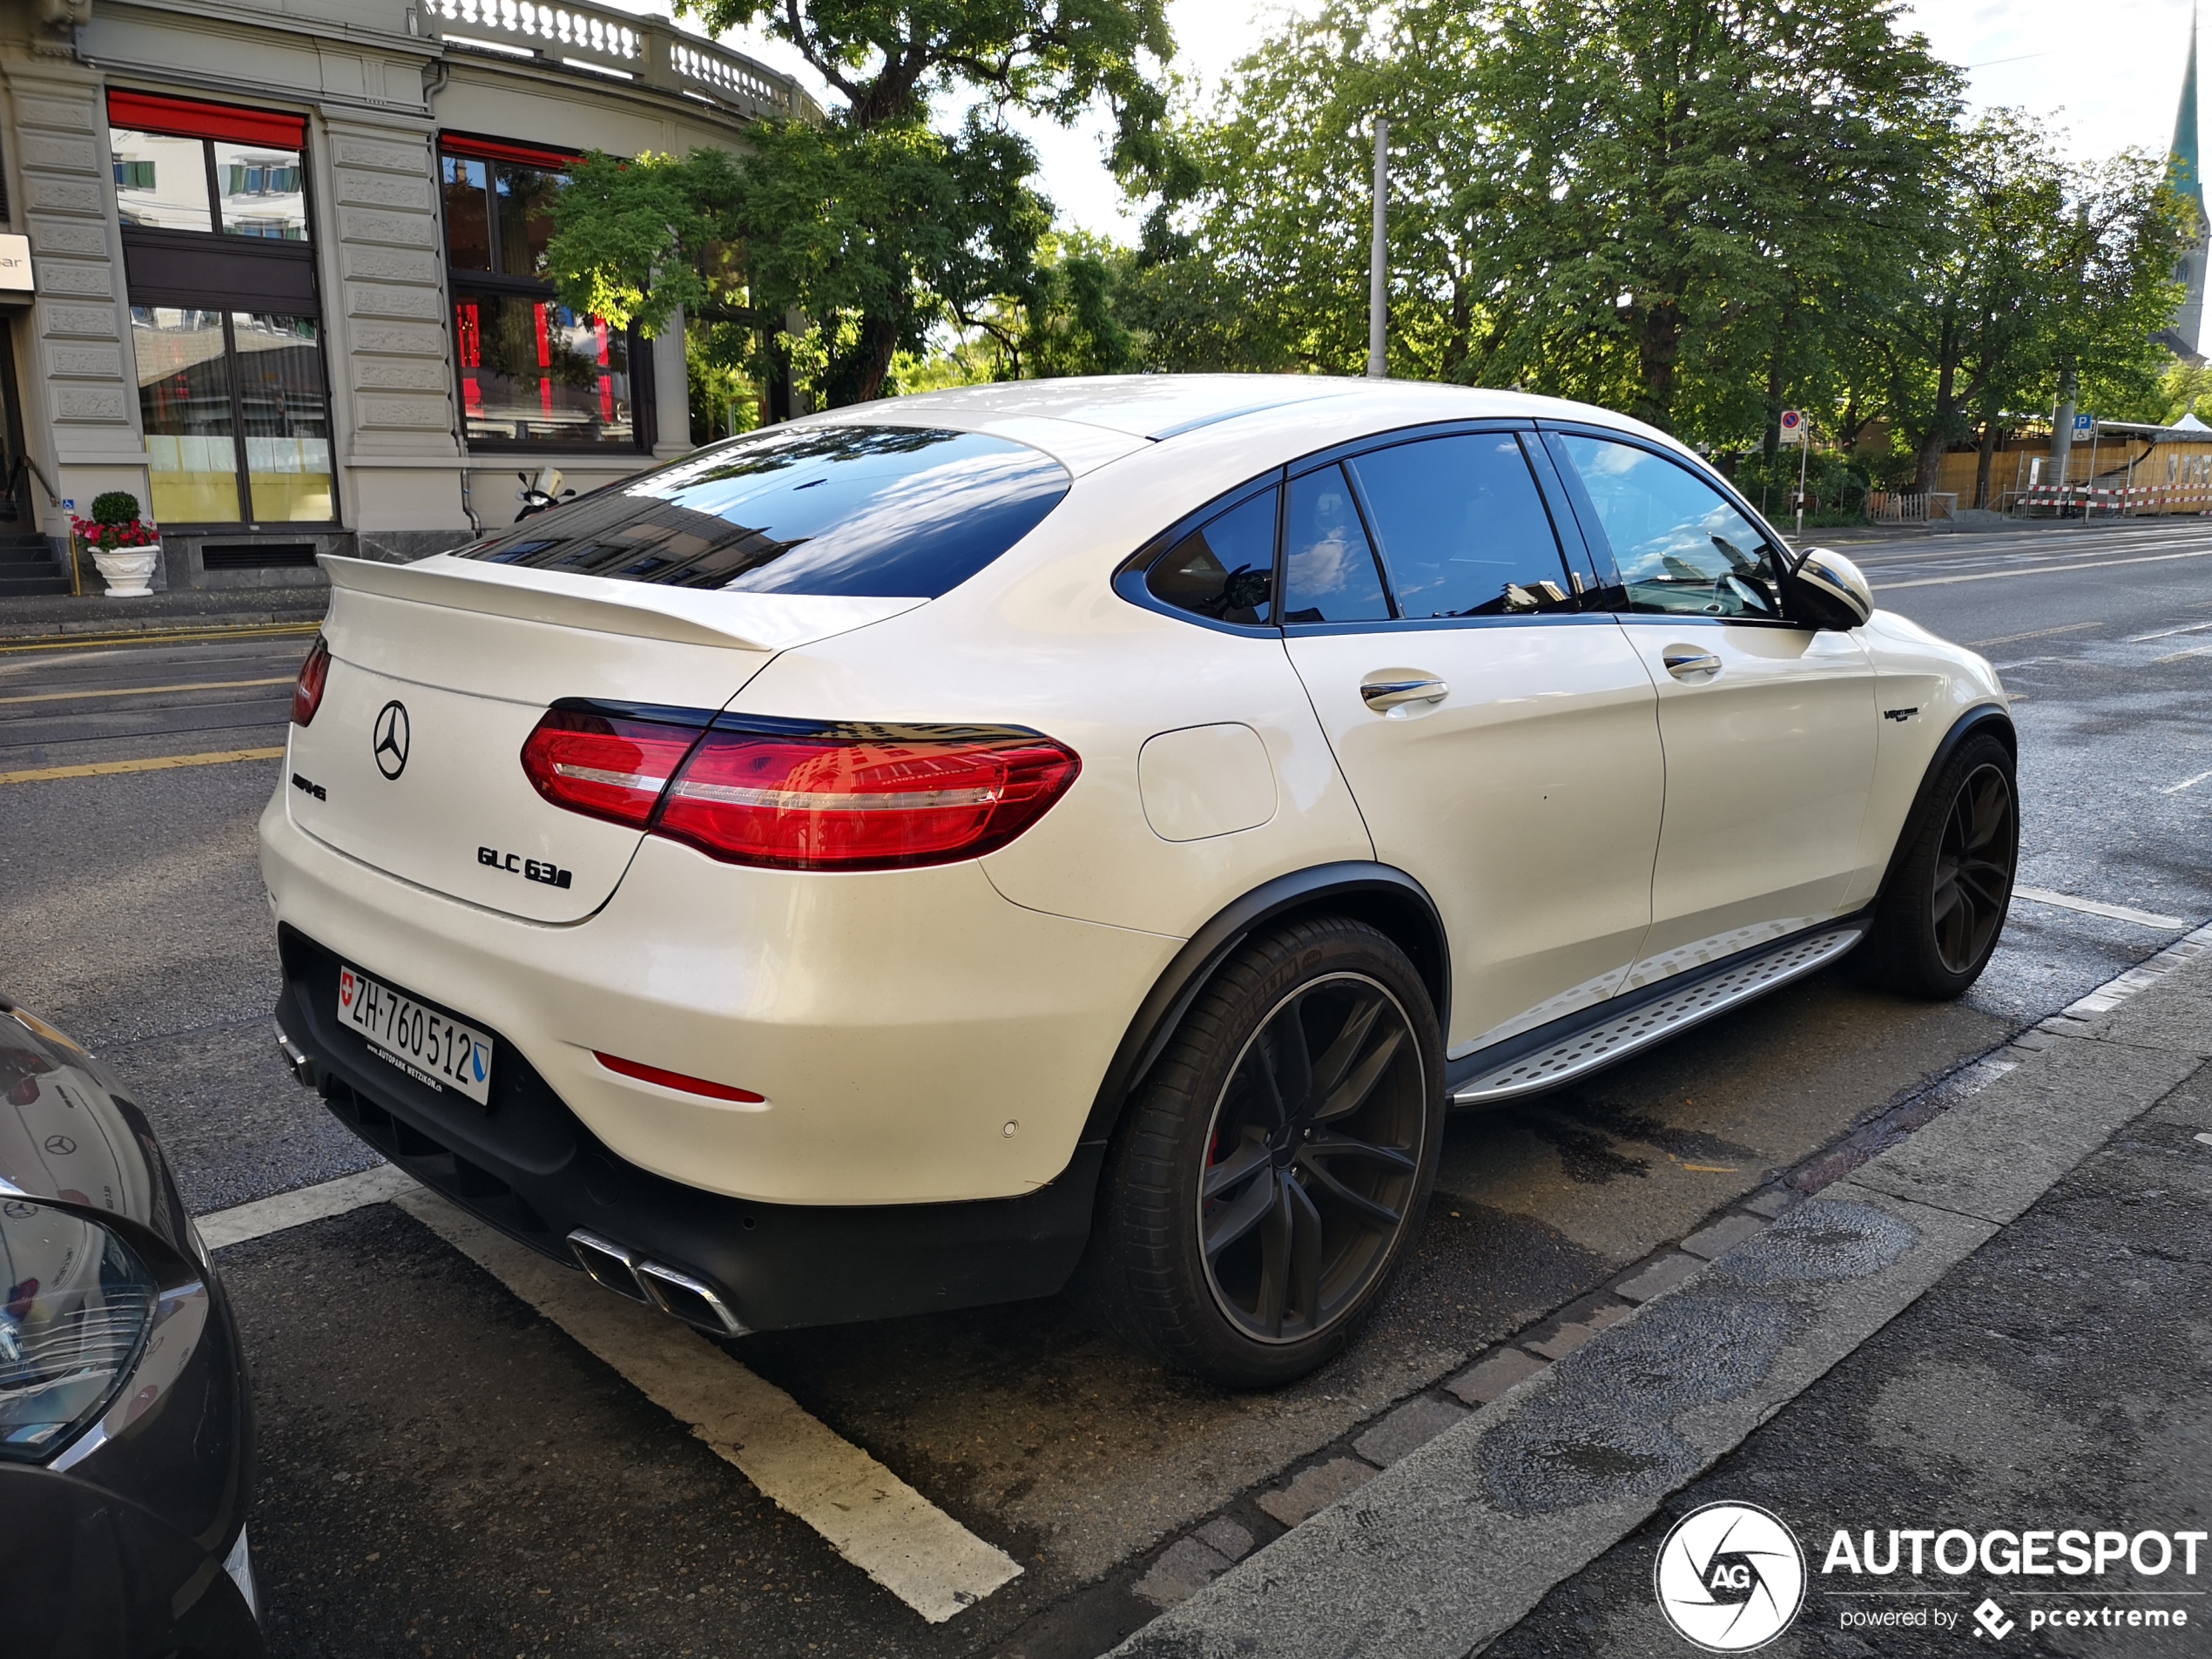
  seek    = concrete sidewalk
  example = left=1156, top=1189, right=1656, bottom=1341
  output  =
left=1113, top=932, right=2212, bottom=1658
left=0, top=583, right=326, bottom=642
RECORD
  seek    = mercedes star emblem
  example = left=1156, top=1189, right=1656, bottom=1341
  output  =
left=373, top=699, right=411, bottom=780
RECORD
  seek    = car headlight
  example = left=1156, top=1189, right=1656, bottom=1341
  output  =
left=0, top=1199, right=158, bottom=1460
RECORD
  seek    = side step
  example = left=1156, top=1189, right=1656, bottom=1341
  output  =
left=1449, top=922, right=1868, bottom=1106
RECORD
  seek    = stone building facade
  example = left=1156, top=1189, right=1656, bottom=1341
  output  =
left=0, top=0, right=808, bottom=590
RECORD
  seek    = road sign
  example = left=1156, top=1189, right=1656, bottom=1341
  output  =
left=1778, top=409, right=1805, bottom=445
left=2074, top=413, right=2095, bottom=440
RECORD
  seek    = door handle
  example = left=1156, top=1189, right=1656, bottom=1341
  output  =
left=1359, top=675, right=1450, bottom=711
left=1661, top=647, right=1723, bottom=681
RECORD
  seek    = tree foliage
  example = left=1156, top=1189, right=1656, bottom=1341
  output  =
left=546, top=0, right=1170, bottom=407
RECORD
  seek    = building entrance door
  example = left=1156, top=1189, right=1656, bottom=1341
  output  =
left=0, top=326, right=31, bottom=525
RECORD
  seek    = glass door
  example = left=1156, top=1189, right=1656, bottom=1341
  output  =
left=0, top=325, right=30, bottom=525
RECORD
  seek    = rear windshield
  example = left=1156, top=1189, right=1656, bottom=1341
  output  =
left=455, top=425, right=1071, bottom=598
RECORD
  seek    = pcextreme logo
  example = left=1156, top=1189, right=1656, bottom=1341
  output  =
left=1654, top=1502, right=1808, bottom=1652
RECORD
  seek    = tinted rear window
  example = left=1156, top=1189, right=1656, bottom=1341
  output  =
left=456, top=425, right=1071, bottom=598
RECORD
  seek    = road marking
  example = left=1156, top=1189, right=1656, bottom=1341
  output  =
left=0, top=745, right=284, bottom=785
left=1966, top=620, right=2109, bottom=648
left=0, top=622, right=321, bottom=654
left=2196, top=1132, right=2212, bottom=1147
left=2150, top=641, right=2212, bottom=664
left=2127, top=619, right=2212, bottom=643
left=2011, top=886, right=2187, bottom=930
left=0, top=676, right=294, bottom=706
left=392, top=1188, right=1023, bottom=1622
left=2163, top=770, right=2212, bottom=796
left=197, top=1163, right=420, bottom=1250
left=1871, top=546, right=2212, bottom=591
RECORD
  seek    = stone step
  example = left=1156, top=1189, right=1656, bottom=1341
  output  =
left=0, top=572, right=74, bottom=597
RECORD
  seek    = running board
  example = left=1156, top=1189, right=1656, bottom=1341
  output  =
left=1449, top=923, right=1868, bottom=1106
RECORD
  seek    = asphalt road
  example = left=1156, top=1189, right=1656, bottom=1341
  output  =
left=2, top=516, right=2209, bottom=1657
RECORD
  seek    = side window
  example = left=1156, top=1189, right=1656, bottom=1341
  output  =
left=1554, top=435, right=1784, bottom=619
left=1147, top=488, right=1278, bottom=626
left=1283, top=464, right=1392, bottom=624
left=1345, top=433, right=1581, bottom=617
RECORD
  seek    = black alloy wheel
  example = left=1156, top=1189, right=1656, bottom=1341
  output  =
left=1198, top=974, right=1425, bottom=1343
left=1077, top=916, right=1444, bottom=1387
left=1931, top=761, right=2015, bottom=975
left=1864, top=731, right=2018, bottom=998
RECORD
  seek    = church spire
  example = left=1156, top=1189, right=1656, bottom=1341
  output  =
left=2176, top=3, right=2204, bottom=212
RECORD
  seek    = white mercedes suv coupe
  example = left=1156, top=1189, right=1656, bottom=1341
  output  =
left=260, top=376, right=2014, bottom=1386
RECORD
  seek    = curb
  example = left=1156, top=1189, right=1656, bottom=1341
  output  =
left=0, top=615, right=325, bottom=648
left=1109, top=926, right=2212, bottom=1657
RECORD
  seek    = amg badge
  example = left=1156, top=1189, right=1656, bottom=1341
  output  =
left=1882, top=706, right=1919, bottom=723
left=478, top=846, right=574, bottom=889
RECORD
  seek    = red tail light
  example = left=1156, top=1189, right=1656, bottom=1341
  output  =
left=594, top=1051, right=765, bottom=1103
left=290, top=635, right=331, bottom=727
left=519, top=707, right=707, bottom=828
left=518, top=706, right=1081, bottom=870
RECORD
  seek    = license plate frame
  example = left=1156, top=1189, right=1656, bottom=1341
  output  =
left=335, top=963, right=495, bottom=1106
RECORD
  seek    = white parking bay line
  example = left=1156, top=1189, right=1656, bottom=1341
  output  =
left=197, top=1163, right=420, bottom=1249
left=2163, top=770, right=2212, bottom=796
left=2012, top=886, right=2188, bottom=930
left=389, top=1187, right=1023, bottom=1623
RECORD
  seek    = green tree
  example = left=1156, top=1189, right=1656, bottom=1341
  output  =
left=546, top=0, right=1170, bottom=408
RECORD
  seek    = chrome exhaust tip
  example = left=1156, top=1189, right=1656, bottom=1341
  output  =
left=273, top=1024, right=314, bottom=1087
left=636, top=1259, right=747, bottom=1337
left=566, top=1229, right=650, bottom=1303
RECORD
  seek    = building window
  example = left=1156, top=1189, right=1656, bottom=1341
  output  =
left=133, top=308, right=334, bottom=526
left=440, top=133, right=646, bottom=450
left=110, top=91, right=334, bottom=527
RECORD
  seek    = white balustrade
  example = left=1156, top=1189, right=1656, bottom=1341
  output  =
left=421, top=0, right=795, bottom=116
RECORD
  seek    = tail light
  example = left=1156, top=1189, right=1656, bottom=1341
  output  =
left=290, top=635, right=332, bottom=727
left=519, top=706, right=710, bottom=828
left=519, top=706, right=1081, bottom=870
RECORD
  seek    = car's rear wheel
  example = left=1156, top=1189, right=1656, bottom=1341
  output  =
left=1862, top=732, right=2017, bottom=998
left=1080, top=917, right=1444, bottom=1387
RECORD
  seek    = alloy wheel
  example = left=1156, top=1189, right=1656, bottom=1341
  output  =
left=1932, top=761, right=2015, bottom=974
left=1197, top=973, right=1426, bottom=1344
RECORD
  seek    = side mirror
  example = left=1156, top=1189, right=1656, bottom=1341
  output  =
left=1785, top=546, right=1872, bottom=631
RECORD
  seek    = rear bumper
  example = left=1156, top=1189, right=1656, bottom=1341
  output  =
left=277, top=927, right=1107, bottom=1332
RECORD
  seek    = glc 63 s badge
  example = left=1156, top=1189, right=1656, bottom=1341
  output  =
left=478, top=846, right=574, bottom=889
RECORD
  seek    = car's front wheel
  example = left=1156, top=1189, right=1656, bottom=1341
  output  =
left=1863, top=731, right=2018, bottom=998
left=1081, top=917, right=1444, bottom=1387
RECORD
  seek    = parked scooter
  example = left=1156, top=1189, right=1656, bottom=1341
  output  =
left=515, top=467, right=576, bottom=520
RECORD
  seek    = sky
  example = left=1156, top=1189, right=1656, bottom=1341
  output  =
left=617, top=0, right=2207, bottom=239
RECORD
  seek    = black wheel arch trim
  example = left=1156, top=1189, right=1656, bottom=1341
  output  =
left=1872, top=702, right=2017, bottom=909
left=1077, top=862, right=1451, bottom=1147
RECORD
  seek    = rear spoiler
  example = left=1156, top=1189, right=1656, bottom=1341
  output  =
left=320, top=555, right=924, bottom=652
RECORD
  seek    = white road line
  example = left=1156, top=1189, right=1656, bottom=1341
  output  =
left=391, top=1188, right=1022, bottom=1622
left=196, top=1163, right=420, bottom=1249
left=1871, top=546, right=2212, bottom=591
left=2128, top=619, right=2212, bottom=643
left=2150, top=642, right=2212, bottom=664
left=2012, top=887, right=2188, bottom=930
left=197, top=1165, right=1022, bottom=1621
left=2162, top=769, right=2212, bottom=795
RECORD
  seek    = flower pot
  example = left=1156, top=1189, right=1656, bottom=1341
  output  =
left=91, top=546, right=161, bottom=597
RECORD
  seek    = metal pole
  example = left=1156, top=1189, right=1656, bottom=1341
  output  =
left=1367, top=118, right=1389, bottom=380
left=2084, top=421, right=2101, bottom=521
left=1796, top=415, right=1810, bottom=538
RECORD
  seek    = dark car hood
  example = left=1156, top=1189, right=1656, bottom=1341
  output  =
left=0, top=994, right=186, bottom=1253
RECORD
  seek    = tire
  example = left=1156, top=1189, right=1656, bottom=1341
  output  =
left=1861, top=732, right=2018, bottom=999
left=1076, top=916, right=1445, bottom=1388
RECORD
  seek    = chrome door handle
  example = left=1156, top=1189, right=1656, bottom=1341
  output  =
left=1662, top=648, right=1723, bottom=681
left=1360, top=675, right=1449, bottom=711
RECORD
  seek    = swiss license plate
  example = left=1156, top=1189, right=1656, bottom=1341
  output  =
left=335, top=963, right=495, bottom=1105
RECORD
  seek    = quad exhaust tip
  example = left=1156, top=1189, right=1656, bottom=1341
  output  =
left=567, top=1228, right=746, bottom=1336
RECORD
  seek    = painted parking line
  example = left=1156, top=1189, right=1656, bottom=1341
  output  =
left=0, top=676, right=294, bottom=706
left=198, top=1163, right=1023, bottom=1622
left=392, top=1189, right=1024, bottom=1623
left=195, top=1163, right=420, bottom=1251
left=2163, top=769, right=2212, bottom=796
left=0, top=745, right=285, bottom=785
left=2010, top=887, right=2188, bottom=930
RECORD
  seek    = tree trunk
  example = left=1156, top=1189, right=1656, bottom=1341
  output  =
left=1633, top=299, right=1683, bottom=432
